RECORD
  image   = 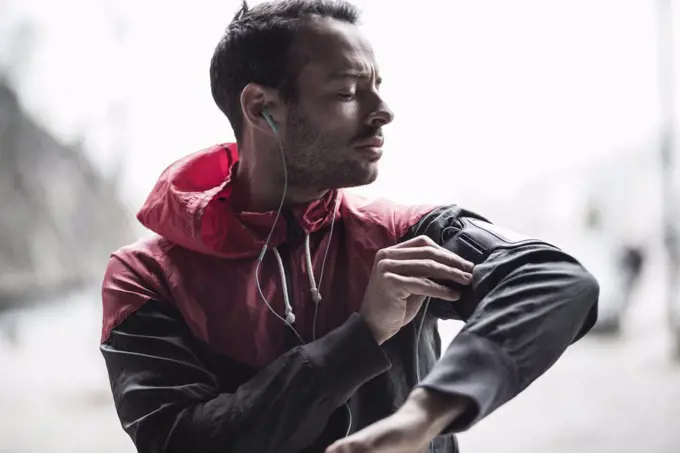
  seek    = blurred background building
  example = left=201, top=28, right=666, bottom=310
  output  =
left=0, top=0, right=679, bottom=452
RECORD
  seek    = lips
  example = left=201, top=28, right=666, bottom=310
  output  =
left=354, top=134, right=384, bottom=161
left=354, top=135, right=384, bottom=148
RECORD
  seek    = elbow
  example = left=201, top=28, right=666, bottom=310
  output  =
left=576, top=265, right=600, bottom=309
left=569, top=264, right=600, bottom=341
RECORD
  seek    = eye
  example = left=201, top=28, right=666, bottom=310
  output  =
left=337, top=92, right=356, bottom=100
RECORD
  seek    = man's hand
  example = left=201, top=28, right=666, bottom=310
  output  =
left=360, top=235, right=474, bottom=345
left=325, top=388, right=469, bottom=453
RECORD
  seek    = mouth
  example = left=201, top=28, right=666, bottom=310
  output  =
left=354, top=135, right=384, bottom=161
left=354, top=135, right=384, bottom=149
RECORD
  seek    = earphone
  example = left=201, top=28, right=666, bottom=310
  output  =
left=259, top=108, right=292, bottom=325
left=262, top=108, right=279, bottom=136
left=256, top=106, right=352, bottom=438
left=256, top=106, right=298, bottom=328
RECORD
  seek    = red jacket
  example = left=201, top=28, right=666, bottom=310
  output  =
left=101, top=143, right=598, bottom=453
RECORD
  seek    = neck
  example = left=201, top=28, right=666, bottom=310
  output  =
left=232, top=146, right=327, bottom=213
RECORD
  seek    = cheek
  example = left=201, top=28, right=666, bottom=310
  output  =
left=321, top=104, right=362, bottom=138
left=289, top=100, right=361, bottom=146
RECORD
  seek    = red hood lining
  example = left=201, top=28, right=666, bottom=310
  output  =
left=137, top=143, right=342, bottom=259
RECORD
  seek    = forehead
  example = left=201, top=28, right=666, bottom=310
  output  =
left=292, top=19, right=378, bottom=80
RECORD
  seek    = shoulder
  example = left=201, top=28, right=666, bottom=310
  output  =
left=107, top=234, right=177, bottom=287
left=339, top=191, right=440, bottom=241
left=112, top=233, right=174, bottom=263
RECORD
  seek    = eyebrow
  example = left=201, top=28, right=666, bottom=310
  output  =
left=328, top=70, right=382, bottom=84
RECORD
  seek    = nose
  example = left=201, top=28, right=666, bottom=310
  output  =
left=366, top=97, right=394, bottom=128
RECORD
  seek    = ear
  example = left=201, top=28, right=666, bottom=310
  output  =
left=241, top=83, right=283, bottom=137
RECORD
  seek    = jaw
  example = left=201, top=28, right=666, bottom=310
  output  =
left=325, top=161, right=380, bottom=190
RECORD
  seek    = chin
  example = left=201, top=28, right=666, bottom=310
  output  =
left=318, top=160, right=379, bottom=190
left=361, top=167, right=379, bottom=185
left=342, top=166, right=379, bottom=189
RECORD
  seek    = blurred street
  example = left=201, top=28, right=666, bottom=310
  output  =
left=0, top=270, right=678, bottom=453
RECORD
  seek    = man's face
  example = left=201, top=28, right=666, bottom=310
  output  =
left=279, top=19, right=393, bottom=190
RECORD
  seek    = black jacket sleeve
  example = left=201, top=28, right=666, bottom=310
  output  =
left=101, top=300, right=390, bottom=453
left=406, top=206, right=599, bottom=432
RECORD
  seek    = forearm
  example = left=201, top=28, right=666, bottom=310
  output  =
left=401, top=388, right=470, bottom=438
left=103, top=302, right=391, bottom=453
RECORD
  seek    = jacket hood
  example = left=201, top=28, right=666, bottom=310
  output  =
left=137, top=143, right=341, bottom=259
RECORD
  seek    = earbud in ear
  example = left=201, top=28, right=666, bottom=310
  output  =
left=261, top=109, right=279, bottom=136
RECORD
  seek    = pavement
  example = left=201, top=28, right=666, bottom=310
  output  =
left=0, top=284, right=678, bottom=453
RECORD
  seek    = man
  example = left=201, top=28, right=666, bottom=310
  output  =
left=100, top=1, right=599, bottom=452
left=591, top=243, right=646, bottom=334
left=576, top=203, right=646, bottom=335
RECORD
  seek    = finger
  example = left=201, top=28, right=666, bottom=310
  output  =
left=381, top=244, right=475, bottom=273
left=385, top=273, right=461, bottom=301
left=390, top=234, right=438, bottom=249
left=378, top=257, right=473, bottom=286
left=392, top=234, right=453, bottom=254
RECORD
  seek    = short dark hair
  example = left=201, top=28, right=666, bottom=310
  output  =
left=210, top=0, right=360, bottom=142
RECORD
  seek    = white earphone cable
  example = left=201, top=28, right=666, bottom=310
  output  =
left=254, top=118, right=352, bottom=438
